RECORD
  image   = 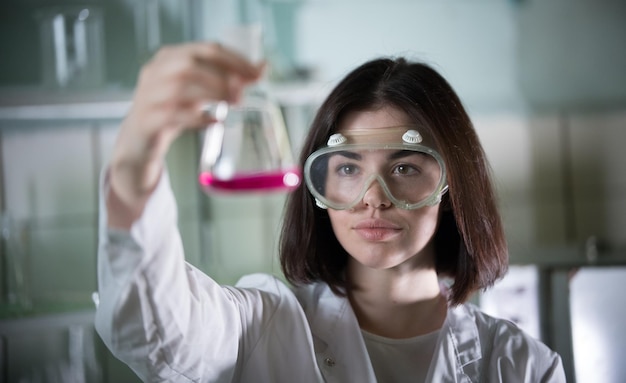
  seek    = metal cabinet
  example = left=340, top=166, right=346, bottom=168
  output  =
left=1, top=310, right=103, bottom=383
left=0, top=309, right=142, bottom=383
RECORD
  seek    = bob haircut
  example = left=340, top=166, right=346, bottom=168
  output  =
left=279, top=57, right=508, bottom=305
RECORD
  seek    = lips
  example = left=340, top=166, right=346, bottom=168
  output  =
left=353, top=219, right=402, bottom=241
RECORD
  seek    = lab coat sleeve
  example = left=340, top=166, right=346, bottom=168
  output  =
left=94, top=168, right=245, bottom=382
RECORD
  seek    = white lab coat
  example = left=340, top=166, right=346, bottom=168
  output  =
left=95, top=170, right=566, bottom=383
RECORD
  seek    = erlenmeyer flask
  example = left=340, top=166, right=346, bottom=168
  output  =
left=198, top=24, right=302, bottom=194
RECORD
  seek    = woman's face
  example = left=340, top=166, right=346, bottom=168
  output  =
left=327, top=106, right=442, bottom=271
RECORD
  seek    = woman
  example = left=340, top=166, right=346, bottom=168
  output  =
left=96, top=42, right=565, bottom=382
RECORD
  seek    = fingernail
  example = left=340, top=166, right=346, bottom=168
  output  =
left=201, top=101, right=229, bottom=121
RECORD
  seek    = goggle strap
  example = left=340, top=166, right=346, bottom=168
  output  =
left=427, top=185, right=449, bottom=206
left=315, top=198, right=328, bottom=209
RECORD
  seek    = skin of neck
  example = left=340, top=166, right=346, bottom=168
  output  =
left=346, top=242, right=448, bottom=339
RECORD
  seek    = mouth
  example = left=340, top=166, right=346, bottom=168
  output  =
left=353, top=219, right=402, bottom=241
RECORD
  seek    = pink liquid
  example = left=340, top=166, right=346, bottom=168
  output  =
left=199, top=168, right=302, bottom=193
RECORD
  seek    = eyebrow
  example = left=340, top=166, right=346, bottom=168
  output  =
left=387, top=150, right=426, bottom=160
left=331, top=150, right=426, bottom=161
left=333, top=150, right=361, bottom=160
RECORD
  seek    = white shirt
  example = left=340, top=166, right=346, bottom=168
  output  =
left=95, top=170, right=566, bottom=382
left=362, top=329, right=439, bottom=382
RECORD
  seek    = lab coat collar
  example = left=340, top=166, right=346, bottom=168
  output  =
left=298, top=282, right=483, bottom=382
left=298, top=282, right=377, bottom=382
left=427, top=304, right=483, bottom=382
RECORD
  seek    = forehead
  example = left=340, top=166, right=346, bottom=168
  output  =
left=335, top=106, right=438, bottom=148
left=338, top=106, right=412, bottom=133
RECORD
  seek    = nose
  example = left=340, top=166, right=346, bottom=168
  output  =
left=362, top=179, right=392, bottom=209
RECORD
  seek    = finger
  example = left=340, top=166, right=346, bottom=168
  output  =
left=157, top=101, right=218, bottom=132
left=178, top=42, right=265, bottom=81
left=184, top=44, right=265, bottom=103
left=199, top=101, right=229, bottom=122
left=133, top=70, right=227, bottom=124
left=142, top=49, right=255, bottom=104
left=127, top=103, right=204, bottom=140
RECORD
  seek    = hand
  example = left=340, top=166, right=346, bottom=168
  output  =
left=108, top=42, right=263, bottom=227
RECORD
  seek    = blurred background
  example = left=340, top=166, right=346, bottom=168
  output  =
left=0, top=0, right=625, bottom=382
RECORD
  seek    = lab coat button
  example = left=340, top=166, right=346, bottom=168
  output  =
left=324, top=357, right=336, bottom=367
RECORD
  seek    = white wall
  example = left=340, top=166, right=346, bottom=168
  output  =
left=275, top=0, right=626, bottom=113
left=294, top=1, right=522, bottom=111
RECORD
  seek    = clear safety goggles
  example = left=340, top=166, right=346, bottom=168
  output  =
left=304, top=128, right=448, bottom=210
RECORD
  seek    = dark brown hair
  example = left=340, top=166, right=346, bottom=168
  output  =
left=279, top=57, right=508, bottom=305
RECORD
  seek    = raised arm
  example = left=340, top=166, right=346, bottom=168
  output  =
left=95, top=43, right=265, bottom=382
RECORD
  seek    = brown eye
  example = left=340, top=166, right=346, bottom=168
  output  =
left=336, top=164, right=360, bottom=176
left=393, top=164, right=419, bottom=176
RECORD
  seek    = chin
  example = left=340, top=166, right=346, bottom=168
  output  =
left=351, top=251, right=412, bottom=270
